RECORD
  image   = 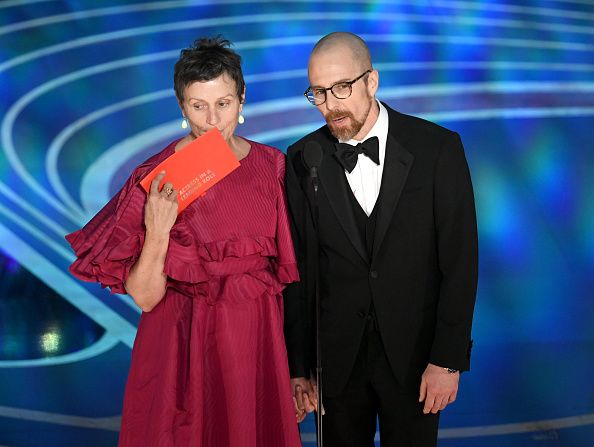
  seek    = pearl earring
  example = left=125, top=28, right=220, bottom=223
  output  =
left=181, top=117, right=188, bottom=129
left=238, top=114, right=245, bottom=125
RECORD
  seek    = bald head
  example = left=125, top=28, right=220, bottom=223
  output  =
left=306, top=32, right=379, bottom=141
left=309, top=32, right=372, bottom=72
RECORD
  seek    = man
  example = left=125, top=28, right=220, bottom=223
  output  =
left=283, top=32, right=478, bottom=446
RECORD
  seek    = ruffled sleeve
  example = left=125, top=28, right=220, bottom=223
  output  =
left=273, top=153, right=300, bottom=284
left=163, top=223, right=209, bottom=285
left=65, top=165, right=151, bottom=295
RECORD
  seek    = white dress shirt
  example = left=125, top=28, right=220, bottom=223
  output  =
left=339, top=100, right=389, bottom=216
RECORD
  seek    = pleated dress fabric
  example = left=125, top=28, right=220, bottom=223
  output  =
left=66, top=139, right=302, bottom=447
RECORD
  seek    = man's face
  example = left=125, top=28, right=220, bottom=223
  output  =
left=307, top=47, right=377, bottom=141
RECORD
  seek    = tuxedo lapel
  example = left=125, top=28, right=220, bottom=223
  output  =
left=372, top=133, right=414, bottom=260
left=318, top=143, right=370, bottom=265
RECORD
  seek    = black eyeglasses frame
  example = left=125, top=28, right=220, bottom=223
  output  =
left=304, top=69, right=372, bottom=106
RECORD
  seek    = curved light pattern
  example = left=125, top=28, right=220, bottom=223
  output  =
left=1, top=51, right=179, bottom=224
left=0, top=0, right=55, bottom=9
left=2, top=0, right=594, bottom=38
left=0, top=222, right=137, bottom=348
left=45, top=90, right=173, bottom=220
left=0, top=201, right=73, bottom=260
left=3, top=8, right=594, bottom=73
left=79, top=121, right=181, bottom=215
left=0, top=182, right=70, bottom=239
left=0, top=1, right=593, bottom=445
left=0, top=334, right=119, bottom=368
left=0, top=405, right=120, bottom=431
left=3, top=7, right=594, bottom=41
left=0, top=200, right=141, bottom=319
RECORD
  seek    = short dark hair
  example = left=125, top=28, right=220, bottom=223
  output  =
left=173, top=36, right=245, bottom=103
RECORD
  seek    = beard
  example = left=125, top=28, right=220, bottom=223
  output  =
left=324, top=101, right=372, bottom=141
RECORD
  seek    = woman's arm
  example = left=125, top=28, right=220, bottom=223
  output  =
left=125, top=171, right=178, bottom=312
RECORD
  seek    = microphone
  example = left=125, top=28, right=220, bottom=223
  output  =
left=302, top=140, right=324, bottom=447
left=302, top=141, right=323, bottom=193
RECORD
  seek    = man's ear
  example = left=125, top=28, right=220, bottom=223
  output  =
left=368, top=69, right=379, bottom=96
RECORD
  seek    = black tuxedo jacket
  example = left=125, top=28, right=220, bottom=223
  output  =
left=283, top=103, right=478, bottom=397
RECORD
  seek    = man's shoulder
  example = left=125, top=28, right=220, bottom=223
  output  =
left=384, top=103, right=456, bottom=139
left=383, top=103, right=460, bottom=155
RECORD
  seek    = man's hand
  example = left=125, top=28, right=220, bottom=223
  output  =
left=419, top=363, right=460, bottom=414
left=290, top=377, right=316, bottom=422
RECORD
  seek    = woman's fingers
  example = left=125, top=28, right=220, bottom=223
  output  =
left=166, top=188, right=179, bottom=202
left=150, top=171, right=166, bottom=195
left=144, top=175, right=179, bottom=235
left=161, top=182, right=174, bottom=197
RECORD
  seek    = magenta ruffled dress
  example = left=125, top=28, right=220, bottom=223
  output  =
left=66, top=139, right=302, bottom=447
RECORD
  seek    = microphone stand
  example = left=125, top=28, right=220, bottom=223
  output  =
left=310, top=170, right=323, bottom=447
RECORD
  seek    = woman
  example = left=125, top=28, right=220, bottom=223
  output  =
left=66, top=37, right=303, bottom=446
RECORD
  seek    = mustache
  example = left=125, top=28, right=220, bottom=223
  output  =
left=325, top=109, right=355, bottom=123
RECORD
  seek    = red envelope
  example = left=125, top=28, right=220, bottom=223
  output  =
left=140, top=128, right=240, bottom=213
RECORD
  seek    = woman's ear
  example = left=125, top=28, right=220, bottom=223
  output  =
left=240, top=86, right=246, bottom=107
left=177, top=99, right=188, bottom=129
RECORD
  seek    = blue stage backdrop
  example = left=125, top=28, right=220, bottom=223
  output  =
left=0, top=1, right=593, bottom=446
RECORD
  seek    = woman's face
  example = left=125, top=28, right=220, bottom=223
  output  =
left=180, top=73, right=243, bottom=142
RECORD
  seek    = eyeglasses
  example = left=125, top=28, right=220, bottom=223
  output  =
left=304, top=70, right=372, bottom=106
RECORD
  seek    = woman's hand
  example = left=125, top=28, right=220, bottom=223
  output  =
left=125, top=172, right=177, bottom=312
left=144, top=171, right=178, bottom=236
left=290, top=377, right=317, bottom=423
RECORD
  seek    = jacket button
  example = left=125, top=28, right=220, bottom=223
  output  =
left=370, top=270, right=378, bottom=279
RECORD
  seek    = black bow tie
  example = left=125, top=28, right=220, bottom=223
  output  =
left=334, top=136, right=380, bottom=173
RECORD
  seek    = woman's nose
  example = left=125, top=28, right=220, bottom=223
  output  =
left=206, top=109, right=220, bottom=126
